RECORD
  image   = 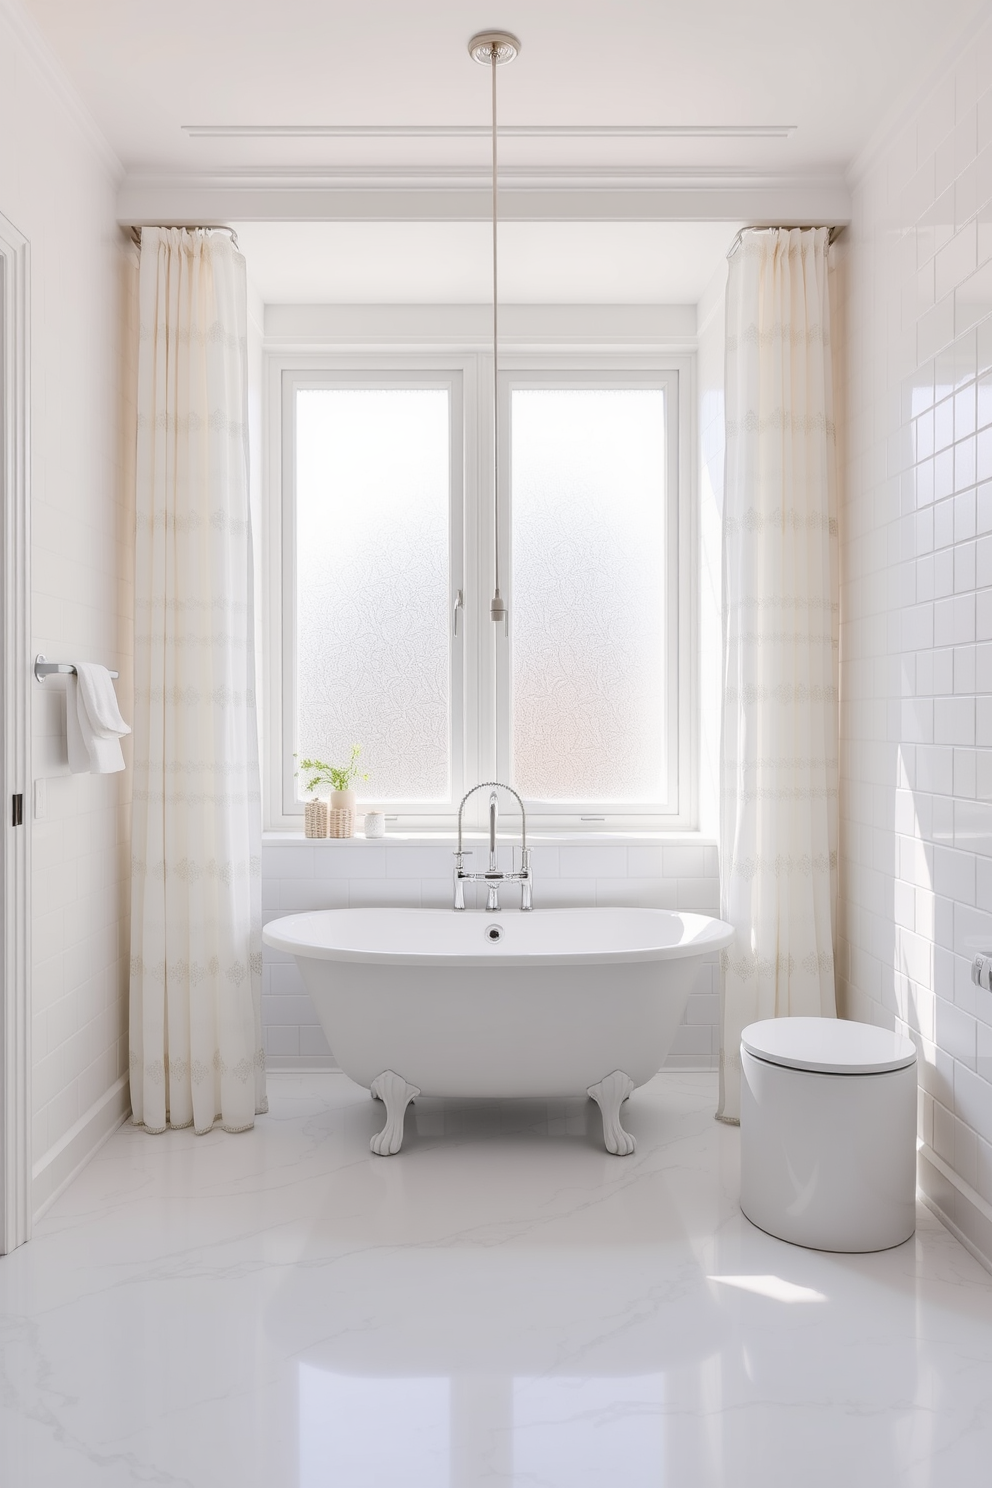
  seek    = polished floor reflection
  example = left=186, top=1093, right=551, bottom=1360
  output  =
left=2, top=1072, right=992, bottom=1486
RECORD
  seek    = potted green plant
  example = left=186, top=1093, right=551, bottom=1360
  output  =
left=298, top=746, right=368, bottom=838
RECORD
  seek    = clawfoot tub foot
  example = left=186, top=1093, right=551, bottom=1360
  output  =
left=587, top=1070, right=636, bottom=1155
left=369, top=1070, right=421, bottom=1155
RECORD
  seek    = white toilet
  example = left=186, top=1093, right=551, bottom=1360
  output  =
left=740, top=1017, right=918, bottom=1252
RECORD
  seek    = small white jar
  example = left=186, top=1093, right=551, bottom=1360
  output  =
left=363, top=810, right=385, bottom=839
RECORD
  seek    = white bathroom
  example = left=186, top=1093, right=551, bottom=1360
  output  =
left=1, top=1, right=992, bottom=1483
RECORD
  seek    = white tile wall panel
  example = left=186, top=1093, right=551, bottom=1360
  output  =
left=595, top=877, right=678, bottom=910
left=315, top=845, right=387, bottom=878
left=558, top=846, right=627, bottom=878
left=385, top=847, right=455, bottom=879
left=625, top=845, right=666, bottom=877
left=840, top=11, right=992, bottom=1255
left=278, top=878, right=348, bottom=912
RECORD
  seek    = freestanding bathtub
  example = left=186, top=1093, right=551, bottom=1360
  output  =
left=262, top=907, right=733, bottom=1156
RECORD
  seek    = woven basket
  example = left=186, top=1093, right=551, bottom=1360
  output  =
left=328, top=807, right=355, bottom=839
left=304, top=800, right=329, bottom=838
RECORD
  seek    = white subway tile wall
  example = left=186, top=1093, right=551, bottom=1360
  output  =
left=261, top=838, right=721, bottom=1070
left=839, top=14, right=992, bottom=1265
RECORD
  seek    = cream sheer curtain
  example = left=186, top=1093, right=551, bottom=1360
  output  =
left=130, top=227, right=266, bottom=1135
left=717, top=226, right=839, bottom=1123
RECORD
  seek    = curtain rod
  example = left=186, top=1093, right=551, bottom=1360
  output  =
left=128, top=225, right=240, bottom=250
left=727, top=224, right=843, bottom=259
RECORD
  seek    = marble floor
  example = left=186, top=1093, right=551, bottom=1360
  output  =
left=3, top=1072, right=992, bottom=1487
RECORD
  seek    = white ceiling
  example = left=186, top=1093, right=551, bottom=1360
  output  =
left=232, top=220, right=743, bottom=305
left=21, top=0, right=989, bottom=177
left=18, top=0, right=986, bottom=306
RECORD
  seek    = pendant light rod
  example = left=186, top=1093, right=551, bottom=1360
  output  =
left=469, top=31, right=520, bottom=633
left=490, top=49, right=499, bottom=621
left=491, top=46, right=502, bottom=626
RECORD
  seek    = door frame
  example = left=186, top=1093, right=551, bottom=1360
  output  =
left=0, top=209, right=31, bottom=1255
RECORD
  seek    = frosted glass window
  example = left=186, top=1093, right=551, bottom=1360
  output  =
left=511, top=389, right=669, bottom=801
left=295, top=388, right=450, bottom=801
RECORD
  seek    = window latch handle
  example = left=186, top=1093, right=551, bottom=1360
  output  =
left=453, top=588, right=464, bottom=636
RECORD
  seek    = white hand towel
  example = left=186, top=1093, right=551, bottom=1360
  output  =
left=76, top=663, right=130, bottom=739
left=66, top=664, right=130, bottom=774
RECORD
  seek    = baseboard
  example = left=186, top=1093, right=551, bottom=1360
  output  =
left=662, top=1056, right=719, bottom=1072
left=32, top=1075, right=131, bottom=1225
left=918, top=1143, right=992, bottom=1278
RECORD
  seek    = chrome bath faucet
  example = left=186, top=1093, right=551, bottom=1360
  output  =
left=454, top=782, right=533, bottom=912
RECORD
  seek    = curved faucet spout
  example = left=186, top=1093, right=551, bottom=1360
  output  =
left=455, top=781, right=527, bottom=857
left=454, top=782, right=532, bottom=912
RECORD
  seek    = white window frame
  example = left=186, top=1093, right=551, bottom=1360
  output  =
left=492, top=362, right=692, bottom=828
left=263, top=347, right=696, bottom=833
left=266, top=357, right=474, bottom=829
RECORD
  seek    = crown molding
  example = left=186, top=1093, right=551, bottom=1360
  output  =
left=183, top=122, right=798, bottom=140
left=118, top=167, right=851, bottom=227
left=121, top=163, right=844, bottom=190
left=0, top=0, right=122, bottom=183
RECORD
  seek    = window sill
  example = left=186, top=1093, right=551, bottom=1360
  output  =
left=262, top=829, right=718, bottom=847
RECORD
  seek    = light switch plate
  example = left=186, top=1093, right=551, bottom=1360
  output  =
left=33, top=778, right=47, bottom=821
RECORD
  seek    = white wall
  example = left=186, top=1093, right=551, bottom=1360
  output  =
left=0, top=0, right=132, bottom=1218
left=839, top=13, right=992, bottom=1270
left=262, top=836, right=721, bottom=1069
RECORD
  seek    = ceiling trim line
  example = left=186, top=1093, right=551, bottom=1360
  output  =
left=182, top=123, right=798, bottom=140
left=119, top=165, right=848, bottom=192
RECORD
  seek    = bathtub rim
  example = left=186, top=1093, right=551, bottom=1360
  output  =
left=262, top=905, right=733, bottom=968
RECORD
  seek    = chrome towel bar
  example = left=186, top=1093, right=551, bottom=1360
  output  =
left=34, top=655, right=119, bottom=682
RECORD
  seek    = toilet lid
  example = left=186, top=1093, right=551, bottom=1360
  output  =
left=741, top=1017, right=917, bottom=1074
